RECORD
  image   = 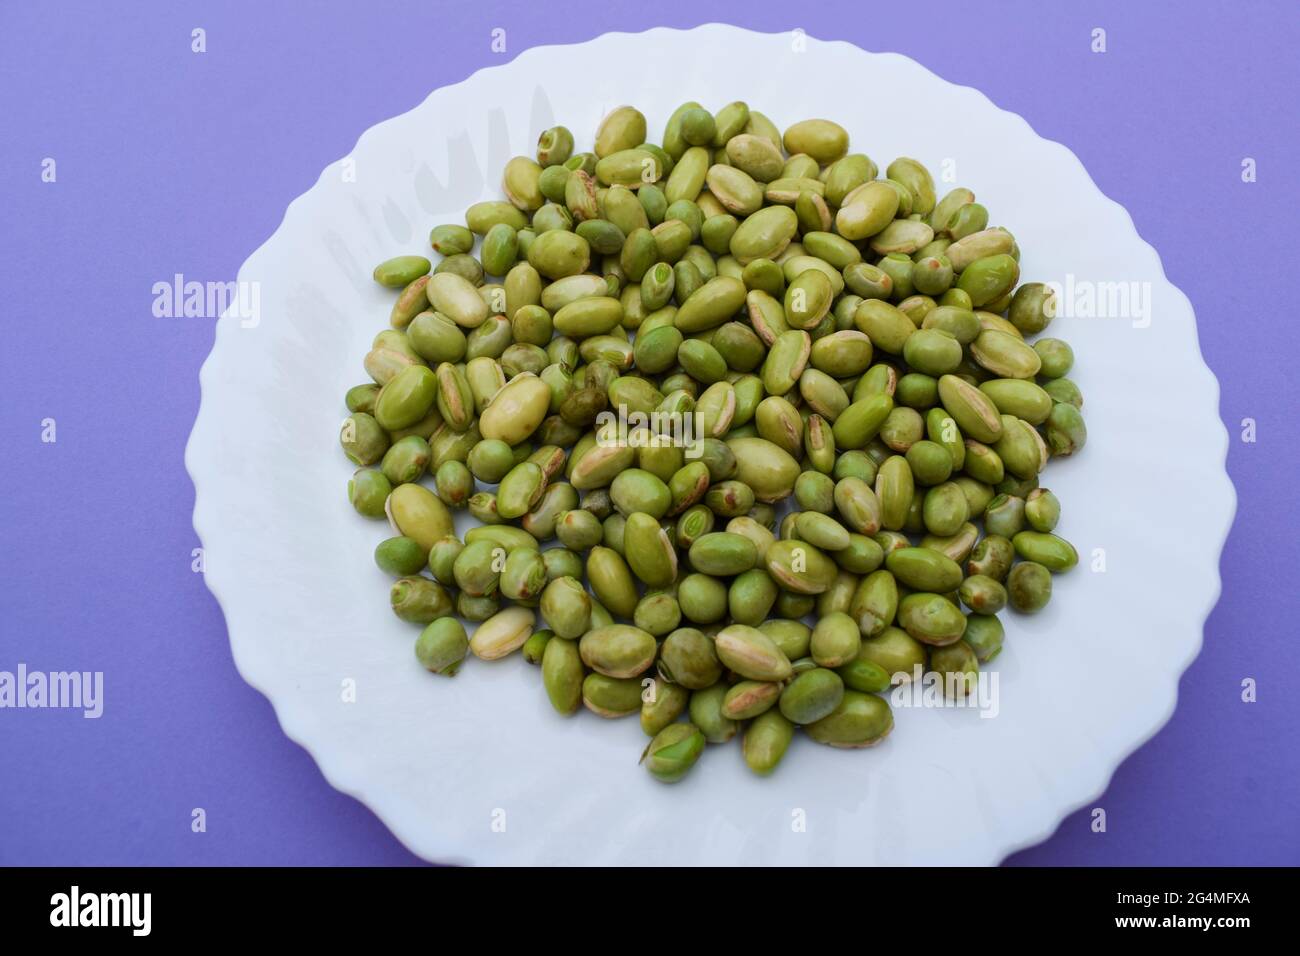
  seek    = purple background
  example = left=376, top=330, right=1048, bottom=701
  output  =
left=2, top=1, right=1297, bottom=866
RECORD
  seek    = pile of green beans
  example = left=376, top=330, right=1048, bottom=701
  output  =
left=340, top=101, right=1087, bottom=782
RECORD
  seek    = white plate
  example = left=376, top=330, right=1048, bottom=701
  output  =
left=186, top=24, right=1234, bottom=865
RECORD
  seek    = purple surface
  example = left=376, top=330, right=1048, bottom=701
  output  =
left=2, top=1, right=1296, bottom=866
